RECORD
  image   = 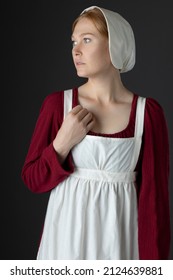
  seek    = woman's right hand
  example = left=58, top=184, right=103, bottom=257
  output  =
left=53, top=105, right=94, bottom=163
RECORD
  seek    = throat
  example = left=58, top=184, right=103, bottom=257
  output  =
left=77, top=88, right=134, bottom=135
left=90, top=105, right=132, bottom=134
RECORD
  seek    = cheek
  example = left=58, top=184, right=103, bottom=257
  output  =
left=98, top=41, right=110, bottom=57
left=92, top=46, right=109, bottom=58
left=104, top=45, right=111, bottom=61
left=71, top=50, right=74, bottom=60
left=97, top=46, right=111, bottom=65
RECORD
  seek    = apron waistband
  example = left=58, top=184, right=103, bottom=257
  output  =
left=71, top=168, right=137, bottom=183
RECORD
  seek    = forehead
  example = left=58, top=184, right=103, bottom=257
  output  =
left=72, top=17, right=100, bottom=37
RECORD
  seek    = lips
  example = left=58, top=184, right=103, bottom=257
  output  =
left=75, top=61, right=85, bottom=66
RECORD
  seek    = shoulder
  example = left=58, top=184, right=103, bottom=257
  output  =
left=145, top=96, right=165, bottom=118
left=136, top=95, right=164, bottom=116
left=145, top=96, right=163, bottom=111
left=135, top=94, right=167, bottom=128
left=141, top=96, right=167, bottom=127
left=40, top=91, right=64, bottom=112
left=41, top=88, right=76, bottom=110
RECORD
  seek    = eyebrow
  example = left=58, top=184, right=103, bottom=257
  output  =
left=71, top=32, right=95, bottom=39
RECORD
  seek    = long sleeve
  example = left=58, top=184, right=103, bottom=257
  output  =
left=137, top=98, right=171, bottom=259
left=21, top=91, right=74, bottom=193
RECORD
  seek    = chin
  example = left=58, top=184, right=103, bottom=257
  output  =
left=76, top=71, right=88, bottom=78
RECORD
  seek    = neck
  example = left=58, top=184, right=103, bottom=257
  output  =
left=82, top=68, right=128, bottom=105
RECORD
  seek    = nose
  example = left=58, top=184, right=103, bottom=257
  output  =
left=72, top=43, right=82, bottom=56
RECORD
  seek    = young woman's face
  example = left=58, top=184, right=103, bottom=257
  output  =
left=71, top=17, right=112, bottom=78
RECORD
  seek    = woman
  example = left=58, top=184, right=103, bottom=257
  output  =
left=21, top=6, right=170, bottom=260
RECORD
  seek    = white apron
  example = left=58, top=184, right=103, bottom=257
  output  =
left=37, top=89, right=146, bottom=260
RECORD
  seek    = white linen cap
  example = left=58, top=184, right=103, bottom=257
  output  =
left=81, top=6, right=136, bottom=73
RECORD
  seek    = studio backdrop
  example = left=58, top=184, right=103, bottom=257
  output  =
left=2, top=0, right=173, bottom=259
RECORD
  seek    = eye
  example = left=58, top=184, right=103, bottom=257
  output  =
left=83, top=38, right=91, bottom=44
left=71, top=40, right=77, bottom=47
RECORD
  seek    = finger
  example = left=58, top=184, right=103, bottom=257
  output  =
left=76, top=108, right=90, bottom=121
left=86, top=119, right=95, bottom=132
left=70, top=105, right=83, bottom=114
left=82, top=112, right=93, bottom=126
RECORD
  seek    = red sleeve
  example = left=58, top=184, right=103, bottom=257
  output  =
left=137, top=97, right=171, bottom=259
left=21, top=91, right=74, bottom=193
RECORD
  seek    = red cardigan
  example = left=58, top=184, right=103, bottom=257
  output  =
left=21, top=88, right=170, bottom=260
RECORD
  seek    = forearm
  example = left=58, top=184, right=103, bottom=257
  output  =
left=53, top=136, right=71, bottom=164
left=21, top=143, right=74, bottom=193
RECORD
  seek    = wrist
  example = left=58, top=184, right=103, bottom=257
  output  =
left=53, top=139, right=70, bottom=163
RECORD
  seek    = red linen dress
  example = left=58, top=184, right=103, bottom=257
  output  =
left=21, top=88, right=170, bottom=259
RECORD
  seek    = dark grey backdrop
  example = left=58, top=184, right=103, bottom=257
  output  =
left=2, top=0, right=173, bottom=259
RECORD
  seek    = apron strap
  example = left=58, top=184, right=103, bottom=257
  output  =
left=63, top=89, right=73, bottom=119
left=130, top=96, right=146, bottom=171
left=134, top=96, right=146, bottom=138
